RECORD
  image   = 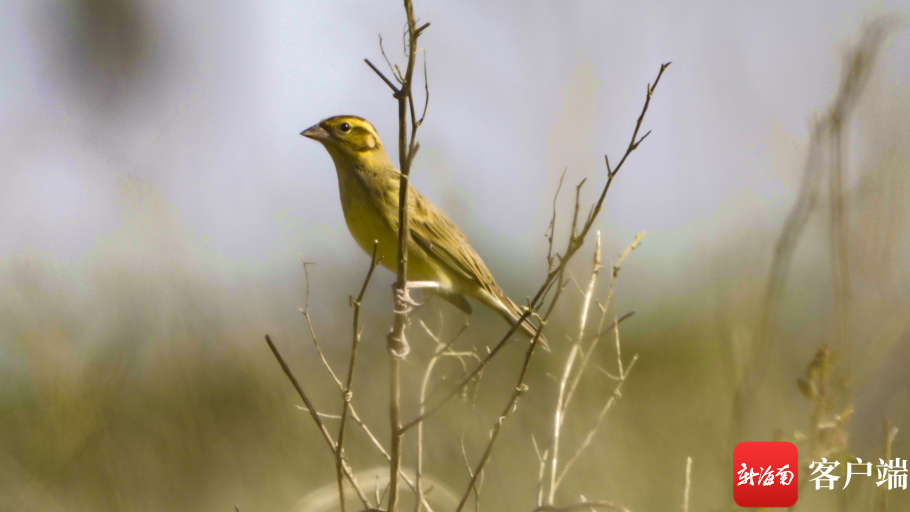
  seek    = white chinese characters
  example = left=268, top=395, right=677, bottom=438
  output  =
left=876, top=458, right=908, bottom=491
left=809, top=458, right=840, bottom=490
left=808, top=457, right=908, bottom=490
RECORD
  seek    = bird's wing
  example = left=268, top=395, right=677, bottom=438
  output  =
left=407, top=188, right=501, bottom=298
left=404, top=186, right=547, bottom=349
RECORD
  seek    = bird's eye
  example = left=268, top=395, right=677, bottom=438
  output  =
left=339, top=122, right=351, bottom=133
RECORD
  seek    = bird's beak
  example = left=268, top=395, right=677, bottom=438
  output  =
left=300, top=124, right=330, bottom=141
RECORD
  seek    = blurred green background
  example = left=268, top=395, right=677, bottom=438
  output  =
left=1, top=1, right=909, bottom=511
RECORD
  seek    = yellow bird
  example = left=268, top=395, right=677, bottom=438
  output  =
left=301, top=115, right=546, bottom=352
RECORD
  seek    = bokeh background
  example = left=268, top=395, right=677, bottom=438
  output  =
left=2, top=1, right=909, bottom=511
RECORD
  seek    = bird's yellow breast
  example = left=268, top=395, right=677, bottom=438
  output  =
left=335, top=168, right=448, bottom=287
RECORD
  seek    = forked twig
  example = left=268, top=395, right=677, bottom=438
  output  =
left=298, top=252, right=428, bottom=505
left=742, top=20, right=895, bottom=442
left=538, top=232, right=642, bottom=504
left=547, top=232, right=603, bottom=504
left=563, top=233, right=644, bottom=416
left=414, top=319, right=470, bottom=512
left=454, top=271, right=569, bottom=512
left=555, top=354, right=638, bottom=489
left=335, top=242, right=382, bottom=512
left=364, top=1, right=429, bottom=510
left=263, top=334, right=372, bottom=508
left=400, top=63, right=669, bottom=435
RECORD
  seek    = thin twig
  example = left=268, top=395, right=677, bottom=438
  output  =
left=379, top=35, right=403, bottom=84
left=299, top=254, right=401, bottom=493
left=562, top=233, right=644, bottom=421
left=401, top=63, right=668, bottom=434
left=546, top=169, right=567, bottom=272
left=365, top=58, right=401, bottom=94
left=414, top=320, right=470, bottom=512
left=295, top=406, right=342, bottom=419
left=299, top=257, right=343, bottom=389
left=555, top=354, right=639, bottom=489
left=548, top=232, right=602, bottom=504
left=366, top=2, right=428, bottom=511
left=454, top=272, right=569, bottom=512
left=533, top=435, right=549, bottom=507
left=683, top=457, right=692, bottom=512
left=263, top=335, right=371, bottom=508
left=414, top=355, right=440, bottom=512
left=336, top=242, right=382, bottom=512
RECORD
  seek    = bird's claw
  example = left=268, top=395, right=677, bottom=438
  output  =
left=393, top=284, right=424, bottom=313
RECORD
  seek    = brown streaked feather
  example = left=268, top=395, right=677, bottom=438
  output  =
left=405, top=188, right=548, bottom=349
left=408, top=189, right=499, bottom=296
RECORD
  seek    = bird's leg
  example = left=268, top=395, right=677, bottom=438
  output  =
left=387, top=281, right=440, bottom=357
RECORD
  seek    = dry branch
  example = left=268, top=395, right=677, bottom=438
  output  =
left=273, top=2, right=669, bottom=509
left=741, top=20, right=896, bottom=441
left=682, top=456, right=692, bottom=512
left=547, top=232, right=603, bottom=504
left=336, top=242, right=382, bottom=512
left=413, top=320, right=471, bottom=512
left=401, top=64, right=669, bottom=436
left=263, top=334, right=372, bottom=508
left=539, top=232, right=643, bottom=504
left=364, top=1, right=429, bottom=510
left=298, top=252, right=431, bottom=507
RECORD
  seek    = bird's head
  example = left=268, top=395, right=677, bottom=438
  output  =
left=301, top=115, right=392, bottom=168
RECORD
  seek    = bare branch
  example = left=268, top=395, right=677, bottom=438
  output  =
left=562, top=233, right=644, bottom=418
left=336, top=242, right=382, bottom=512
left=570, top=178, right=588, bottom=241
left=299, top=256, right=343, bottom=389
left=379, top=35, right=403, bottom=84
left=683, top=457, right=693, bottom=512
left=548, top=232, right=602, bottom=504
left=555, top=354, right=639, bottom=488
left=383, top=2, right=429, bottom=510
left=454, top=273, right=569, bottom=512
left=365, top=58, right=401, bottom=94
left=605, top=62, right=670, bottom=179
left=263, top=334, right=372, bottom=508
left=419, top=52, right=430, bottom=125
left=546, top=169, right=567, bottom=272
left=401, top=63, right=668, bottom=434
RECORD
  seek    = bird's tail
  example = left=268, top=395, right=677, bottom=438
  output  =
left=499, top=297, right=550, bottom=351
